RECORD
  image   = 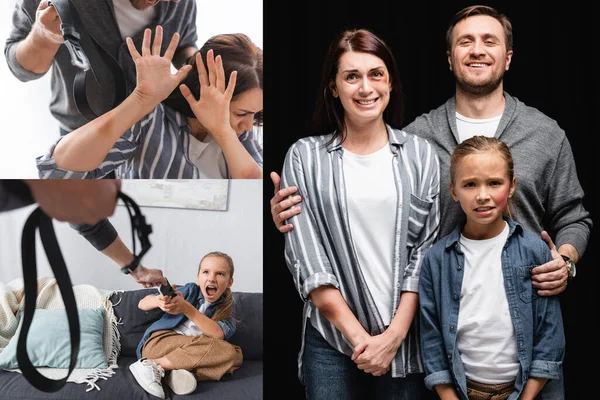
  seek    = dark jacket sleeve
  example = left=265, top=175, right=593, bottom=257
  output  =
left=0, top=180, right=35, bottom=212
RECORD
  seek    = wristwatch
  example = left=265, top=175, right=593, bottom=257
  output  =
left=561, top=255, right=576, bottom=279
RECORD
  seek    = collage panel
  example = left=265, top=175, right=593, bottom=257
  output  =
left=264, top=1, right=596, bottom=399
left=0, top=179, right=263, bottom=398
left=0, top=0, right=264, bottom=398
left=1, top=0, right=263, bottom=179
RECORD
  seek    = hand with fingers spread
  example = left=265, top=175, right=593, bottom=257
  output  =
left=126, top=25, right=192, bottom=107
left=269, top=171, right=302, bottom=233
left=180, top=50, right=238, bottom=142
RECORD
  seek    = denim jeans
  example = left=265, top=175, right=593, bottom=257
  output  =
left=302, top=321, right=427, bottom=400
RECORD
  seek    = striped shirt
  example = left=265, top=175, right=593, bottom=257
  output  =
left=281, top=125, right=440, bottom=380
left=36, top=104, right=263, bottom=179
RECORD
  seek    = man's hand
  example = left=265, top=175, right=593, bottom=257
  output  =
left=33, top=1, right=63, bottom=45
left=531, top=231, right=569, bottom=296
left=25, top=180, right=120, bottom=225
left=133, top=266, right=165, bottom=288
left=127, top=26, right=192, bottom=106
left=269, top=172, right=302, bottom=233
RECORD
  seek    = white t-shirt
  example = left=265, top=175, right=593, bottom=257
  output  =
left=344, top=143, right=397, bottom=325
left=456, top=222, right=519, bottom=384
left=112, top=0, right=157, bottom=40
left=456, top=112, right=501, bottom=143
left=173, top=300, right=210, bottom=337
left=187, top=134, right=228, bottom=178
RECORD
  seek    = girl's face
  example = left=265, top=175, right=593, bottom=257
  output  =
left=331, top=51, right=391, bottom=125
left=450, top=150, right=515, bottom=239
left=196, top=256, right=233, bottom=302
left=229, top=88, right=263, bottom=136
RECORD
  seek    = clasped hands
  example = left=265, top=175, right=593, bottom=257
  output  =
left=351, top=330, right=399, bottom=377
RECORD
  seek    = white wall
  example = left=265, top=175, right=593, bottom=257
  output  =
left=0, top=0, right=263, bottom=178
left=0, top=179, right=263, bottom=292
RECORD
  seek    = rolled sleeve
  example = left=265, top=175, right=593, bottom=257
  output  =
left=529, top=360, right=563, bottom=380
left=424, top=369, right=454, bottom=390
left=217, top=317, right=236, bottom=341
left=36, top=133, right=138, bottom=179
left=68, top=218, right=118, bottom=251
left=301, top=271, right=340, bottom=301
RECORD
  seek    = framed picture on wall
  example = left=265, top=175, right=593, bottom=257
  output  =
left=120, top=180, right=230, bottom=211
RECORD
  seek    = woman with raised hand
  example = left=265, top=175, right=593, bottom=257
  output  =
left=37, top=26, right=263, bottom=179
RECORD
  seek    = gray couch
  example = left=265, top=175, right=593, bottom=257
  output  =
left=0, top=289, right=263, bottom=400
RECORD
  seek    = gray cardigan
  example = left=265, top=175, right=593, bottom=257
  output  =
left=404, top=92, right=592, bottom=258
left=5, top=0, right=197, bottom=131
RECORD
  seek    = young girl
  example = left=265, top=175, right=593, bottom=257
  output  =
left=418, top=136, right=564, bottom=400
left=37, top=27, right=263, bottom=179
left=129, top=251, right=242, bottom=399
left=281, top=29, right=440, bottom=399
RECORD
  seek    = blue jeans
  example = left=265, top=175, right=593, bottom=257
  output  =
left=302, top=321, right=427, bottom=400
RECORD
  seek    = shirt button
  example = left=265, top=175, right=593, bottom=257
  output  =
left=453, top=295, right=459, bottom=301
left=457, top=265, right=462, bottom=271
left=449, top=325, right=455, bottom=332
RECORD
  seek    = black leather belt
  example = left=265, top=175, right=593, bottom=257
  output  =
left=17, top=191, right=151, bottom=392
left=48, top=0, right=127, bottom=121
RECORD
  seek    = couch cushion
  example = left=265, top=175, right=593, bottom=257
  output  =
left=230, top=292, right=263, bottom=360
left=109, top=288, right=163, bottom=357
left=0, top=308, right=107, bottom=369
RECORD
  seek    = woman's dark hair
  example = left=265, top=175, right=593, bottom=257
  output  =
left=312, top=29, right=404, bottom=142
left=163, top=33, right=263, bottom=125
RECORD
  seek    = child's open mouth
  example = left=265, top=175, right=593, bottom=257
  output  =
left=206, top=285, right=217, bottom=296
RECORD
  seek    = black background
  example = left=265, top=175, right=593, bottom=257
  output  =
left=263, top=1, right=597, bottom=398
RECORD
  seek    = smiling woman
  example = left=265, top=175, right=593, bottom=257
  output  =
left=278, top=28, right=441, bottom=399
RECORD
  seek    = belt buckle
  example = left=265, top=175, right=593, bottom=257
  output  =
left=61, top=25, right=90, bottom=71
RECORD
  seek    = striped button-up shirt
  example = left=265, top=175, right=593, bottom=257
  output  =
left=281, top=125, right=440, bottom=380
left=36, top=104, right=263, bottom=179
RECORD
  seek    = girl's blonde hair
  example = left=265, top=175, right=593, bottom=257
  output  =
left=198, top=251, right=234, bottom=321
left=450, top=135, right=515, bottom=218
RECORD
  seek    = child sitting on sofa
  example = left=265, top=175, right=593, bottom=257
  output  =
left=129, top=251, right=243, bottom=399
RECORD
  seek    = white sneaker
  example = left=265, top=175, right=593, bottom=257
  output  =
left=129, top=358, right=166, bottom=399
left=166, top=369, right=197, bottom=395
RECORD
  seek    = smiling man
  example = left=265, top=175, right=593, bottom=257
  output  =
left=5, top=0, right=197, bottom=135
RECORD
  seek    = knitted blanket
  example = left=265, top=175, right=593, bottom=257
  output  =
left=0, top=276, right=121, bottom=392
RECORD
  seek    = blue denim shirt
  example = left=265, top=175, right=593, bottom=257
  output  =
left=136, top=282, right=237, bottom=358
left=418, top=217, right=564, bottom=399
